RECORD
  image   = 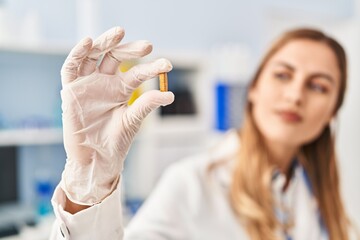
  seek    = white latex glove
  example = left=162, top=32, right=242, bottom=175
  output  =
left=60, top=27, right=174, bottom=205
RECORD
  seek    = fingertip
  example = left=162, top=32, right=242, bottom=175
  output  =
left=127, top=40, right=153, bottom=56
left=157, top=58, right=173, bottom=72
left=136, top=90, right=174, bottom=106
left=163, top=91, right=175, bottom=98
left=153, top=90, right=175, bottom=107
left=112, top=26, right=125, bottom=42
left=81, top=37, right=93, bottom=49
left=141, top=40, right=153, bottom=55
left=160, top=91, right=175, bottom=106
left=113, top=26, right=125, bottom=34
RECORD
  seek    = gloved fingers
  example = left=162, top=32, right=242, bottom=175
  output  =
left=61, top=37, right=92, bottom=85
left=125, top=90, right=174, bottom=126
left=122, top=58, right=173, bottom=90
left=99, top=40, right=153, bottom=75
left=78, top=27, right=125, bottom=76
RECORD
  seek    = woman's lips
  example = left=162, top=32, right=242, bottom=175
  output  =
left=278, top=111, right=303, bottom=123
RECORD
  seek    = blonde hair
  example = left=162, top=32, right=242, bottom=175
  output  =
left=229, top=28, right=351, bottom=239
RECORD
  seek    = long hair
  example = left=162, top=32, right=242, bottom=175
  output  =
left=229, top=28, right=350, bottom=239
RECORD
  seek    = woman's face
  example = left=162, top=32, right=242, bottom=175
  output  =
left=249, top=39, right=341, bottom=147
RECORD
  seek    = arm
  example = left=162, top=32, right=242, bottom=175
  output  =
left=50, top=26, right=174, bottom=239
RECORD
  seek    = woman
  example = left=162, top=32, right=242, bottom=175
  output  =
left=50, top=26, right=355, bottom=239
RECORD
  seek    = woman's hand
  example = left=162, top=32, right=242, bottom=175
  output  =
left=60, top=27, right=174, bottom=206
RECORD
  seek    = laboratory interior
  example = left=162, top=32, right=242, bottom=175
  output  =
left=0, top=0, right=359, bottom=239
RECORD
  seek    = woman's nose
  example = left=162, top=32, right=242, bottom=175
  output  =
left=283, top=81, right=305, bottom=106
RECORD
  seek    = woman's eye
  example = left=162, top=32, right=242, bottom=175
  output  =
left=274, top=72, right=291, bottom=81
left=308, top=83, right=328, bottom=93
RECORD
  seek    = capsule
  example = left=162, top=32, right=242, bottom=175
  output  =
left=159, top=72, right=168, bottom=92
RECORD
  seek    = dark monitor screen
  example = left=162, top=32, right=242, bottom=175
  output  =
left=0, top=147, right=17, bottom=204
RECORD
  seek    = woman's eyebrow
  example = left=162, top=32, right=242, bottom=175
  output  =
left=273, top=61, right=335, bottom=85
left=309, top=73, right=335, bottom=85
left=272, top=61, right=295, bottom=71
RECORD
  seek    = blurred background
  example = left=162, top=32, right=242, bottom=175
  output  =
left=0, top=0, right=359, bottom=239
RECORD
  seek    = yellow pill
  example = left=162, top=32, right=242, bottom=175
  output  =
left=159, top=72, right=168, bottom=92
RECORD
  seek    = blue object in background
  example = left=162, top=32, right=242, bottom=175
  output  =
left=216, top=82, right=229, bottom=131
left=215, top=82, right=248, bottom=132
left=35, top=179, right=54, bottom=216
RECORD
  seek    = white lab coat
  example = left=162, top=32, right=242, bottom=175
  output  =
left=50, top=130, right=328, bottom=240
